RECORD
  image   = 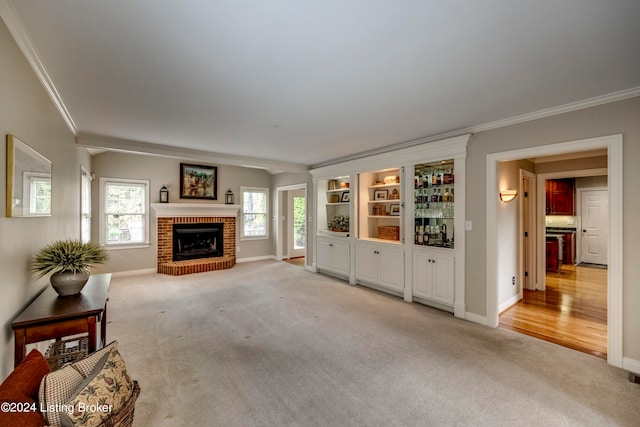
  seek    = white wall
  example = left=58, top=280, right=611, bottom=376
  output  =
left=0, top=20, right=91, bottom=378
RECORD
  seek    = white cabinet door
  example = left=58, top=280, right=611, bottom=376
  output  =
left=378, top=246, right=404, bottom=292
left=317, top=236, right=350, bottom=277
left=317, top=238, right=332, bottom=271
left=355, top=242, right=378, bottom=283
left=331, top=239, right=350, bottom=276
left=412, top=249, right=454, bottom=307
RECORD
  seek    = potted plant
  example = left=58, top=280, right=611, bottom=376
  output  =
left=32, top=240, right=107, bottom=296
left=328, top=215, right=349, bottom=232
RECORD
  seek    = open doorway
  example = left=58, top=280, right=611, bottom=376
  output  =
left=486, top=134, right=623, bottom=368
left=276, top=184, right=307, bottom=268
left=500, top=168, right=609, bottom=359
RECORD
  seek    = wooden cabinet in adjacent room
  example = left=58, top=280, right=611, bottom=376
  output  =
left=546, top=178, right=575, bottom=215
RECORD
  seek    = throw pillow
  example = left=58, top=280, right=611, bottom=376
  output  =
left=59, top=347, right=134, bottom=427
left=0, top=349, right=50, bottom=427
left=39, top=341, right=118, bottom=426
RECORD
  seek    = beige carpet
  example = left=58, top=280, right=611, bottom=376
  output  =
left=107, top=260, right=640, bottom=426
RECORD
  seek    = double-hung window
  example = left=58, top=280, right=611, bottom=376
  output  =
left=241, top=187, right=269, bottom=239
left=81, top=168, right=92, bottom=243
left=99, top=177, right=150, bottom=248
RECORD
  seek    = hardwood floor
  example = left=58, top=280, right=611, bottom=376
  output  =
left=499, top=264, right=607, bottom=359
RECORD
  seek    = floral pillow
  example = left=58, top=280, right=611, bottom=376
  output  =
left=58, top=346, right=134, bottom=427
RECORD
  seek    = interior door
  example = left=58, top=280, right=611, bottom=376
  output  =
left=580, top=189, right=608, bottom=265
left=288, top=189, right=306, bottom=258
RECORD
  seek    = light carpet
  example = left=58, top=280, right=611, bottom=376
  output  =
left=106, top=260, right=639, bottom=426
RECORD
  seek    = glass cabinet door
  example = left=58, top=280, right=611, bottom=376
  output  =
left=413, top=160, right=454, bottom=248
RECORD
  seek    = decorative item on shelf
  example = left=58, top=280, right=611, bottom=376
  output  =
left=159, top=185, right=169, bottom=203
left=340, top=192, right=350, bottom=202
left=500, top=189, right=518, bottom=203
left=378, top=226, right=400, bottom=241
left=340, top=182, right=350, bottom=188
left=225, top=188, right=234, bottom=204
left=372, top=205, right=385, bottom=216
left=390, top=204, right=400, bottom=216
left=383, top=175, right=399, bottom=184
left=330, top=194, right=340, bottom=203
left=32, top=240, right=107, bottom=296
left=374, top=189, right=388, bottom=200
left=328, top=215, right=349, bottom=232
left=328, top=180, right=339, bottom=190
left=388, top=188, right=400, bottom=200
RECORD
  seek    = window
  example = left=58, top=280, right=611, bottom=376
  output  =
left=23, top=172, right=51, bottom=215
left=99, top=177, right=149, bottom=248
left=241, top=187, right=269, bottom=239
left=81, top=169, right=92, bottom=243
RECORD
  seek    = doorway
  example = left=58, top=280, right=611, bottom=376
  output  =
left=276, top=184, right=307, bottom=266
left=486, top=134, right=623, bottom=367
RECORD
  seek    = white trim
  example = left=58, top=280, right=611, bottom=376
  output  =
left=236, top=255, right=276, bottom=263
left=240, top=186, right=270, bottom=240
left=499, top=294, right=520, bottom=314
left=275, top=183, right=308, bottom=262
left=623, top=358, right=640, bottom=376
left=464, top=312, right=488, bottom=326
left=0, top=0, right=78, bottom=135
left=151, top=203, right=239, bottom=218
left=99, top=177, right=150, bottom=247
left=486, top=134, right=623, bottom=368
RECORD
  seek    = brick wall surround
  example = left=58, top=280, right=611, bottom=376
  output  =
left=157, top=216, right=236, bottom=276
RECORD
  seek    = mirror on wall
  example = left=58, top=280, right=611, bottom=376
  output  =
left=6, top=134, right=52, bottom=217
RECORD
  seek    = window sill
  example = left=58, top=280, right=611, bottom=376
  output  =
left=240, top=236, right=269, bottom=242
left=103, top=242, right=150, bottom=250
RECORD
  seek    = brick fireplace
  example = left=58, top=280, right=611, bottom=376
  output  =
left=151, top=203, right=239, bottom=276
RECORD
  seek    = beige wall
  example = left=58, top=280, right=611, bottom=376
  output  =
left=91, top=151, right=274, bottom=273
left=0, top=21, right=91, bottom=378
left=466, top=96, right=640, bottom=360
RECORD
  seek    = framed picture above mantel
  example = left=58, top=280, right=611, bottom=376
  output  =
left=180, top=163, right=217, bottom=200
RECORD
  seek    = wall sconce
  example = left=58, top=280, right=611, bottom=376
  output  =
left=225, top=189, right=234, bottom=205
left=159, top=186, right=169, bottom=203
left=500, top=189, right=518, bottom=203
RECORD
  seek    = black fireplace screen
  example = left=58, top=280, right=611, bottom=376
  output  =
left=172, top=223, right=223, bottom=261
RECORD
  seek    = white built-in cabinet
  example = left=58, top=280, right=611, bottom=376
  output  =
left=355, top=241, right=404, bottom=293
left=310, top=134, right=468, bottom=318
left=412, top=249, right=454, bottom=307
left=317, top=236, right=350, bottom=279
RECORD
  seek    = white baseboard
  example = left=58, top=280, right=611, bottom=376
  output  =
left=499, top=294, right=520, bottom=313
left=110, top=268, right=156, bottom=278
left=623, top=357, right=640, bottom=375
left=236, top=255, right=276, bottom=263
left=464, top=311, right=488, bottom=326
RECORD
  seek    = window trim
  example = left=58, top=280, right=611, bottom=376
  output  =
left=99, top=177, right=150, bottom=249
left=80, top=168, right=92, bottom=243
left=240, top=186, right=269, bottom=240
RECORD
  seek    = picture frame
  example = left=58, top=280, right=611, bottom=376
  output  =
left=374, top=189, right=388, bottom=200
left=180, top=163, right=217, bottom=200
left=341, top=191, right=350, bottom=202
left=6, top=134, right=52, bottom=217
left=390, top=204, right=400, bottom=216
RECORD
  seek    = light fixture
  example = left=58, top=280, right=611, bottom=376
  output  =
left=500, top=189, right=518, bottom=203
left=225, top=189, right=234, bottom=205
left=159, top=186, right=169, bottom=203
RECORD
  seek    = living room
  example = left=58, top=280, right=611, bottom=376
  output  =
left=2, top=2, right=640, bottom=425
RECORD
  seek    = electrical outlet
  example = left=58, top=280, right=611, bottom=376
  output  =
left=512, top=276, right=516, bottom=286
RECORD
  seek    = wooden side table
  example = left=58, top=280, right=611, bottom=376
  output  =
left=11, top=273, right=111, bottom=368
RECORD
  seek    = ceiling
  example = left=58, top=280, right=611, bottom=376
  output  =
left=3, top=0, right=640, bottom=171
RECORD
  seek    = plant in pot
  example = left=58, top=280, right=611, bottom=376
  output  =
left=328, top=214, right=349, bottom=232
left=32, top=240, right=107, bottom=296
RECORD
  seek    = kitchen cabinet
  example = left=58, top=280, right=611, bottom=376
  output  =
left=316, top=236, right=350, bottom=278
left=562, top=232, right=575, bottom=265
left=546, top=179, right=575, bottom=215
left=355, top=241, right=404, bottom=293
left=412, top=249, right=454, bottom=309
left=546, top=238, right=559, bottom=272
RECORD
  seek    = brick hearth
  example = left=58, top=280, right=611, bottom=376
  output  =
left=157, top=216, right=236, bottom=276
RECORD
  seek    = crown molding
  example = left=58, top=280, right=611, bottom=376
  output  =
left=76, top=133, right=309, bottom=175
left=0, top=0, right=78, bottom=135
left=312, top=86, right=640, bottom=169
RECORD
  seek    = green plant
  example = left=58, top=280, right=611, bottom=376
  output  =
left=32, top=240, right=107, bottom=278
left=328, top=214, right=349, bottom=231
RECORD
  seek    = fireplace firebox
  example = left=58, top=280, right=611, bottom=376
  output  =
left=172, top=223, right=223, bottom=261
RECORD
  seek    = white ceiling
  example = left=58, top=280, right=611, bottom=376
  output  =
left=4, top=0, right=640, bottom=171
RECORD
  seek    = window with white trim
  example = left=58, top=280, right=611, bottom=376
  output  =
left=81, top=169, right=92, bottom=243
left=99, top=177, right=150, bottom=248
left=241, top=187, right=269, bottom=239
left=23, top=172, right=51, bottom=215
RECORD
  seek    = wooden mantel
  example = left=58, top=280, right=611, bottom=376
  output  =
left=151, top=203, right=240, bottom=218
